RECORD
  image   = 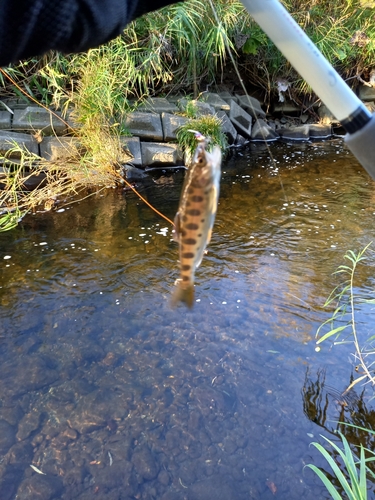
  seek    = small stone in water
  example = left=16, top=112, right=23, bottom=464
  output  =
left=39, top=242, right=47, bottom=246
left=3, top=255, right=11, bottom=260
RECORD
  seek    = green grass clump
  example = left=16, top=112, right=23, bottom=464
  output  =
left=315, top=244, right=375, bottom=393
left=176, top=114, right=228, bottom=164
left=307, top=431, right=375, bottom=500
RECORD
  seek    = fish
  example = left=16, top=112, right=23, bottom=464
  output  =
left=172, top=132, right=221, bottom=307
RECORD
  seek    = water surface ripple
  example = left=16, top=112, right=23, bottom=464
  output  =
left=1, top=140, right=375, bottom=499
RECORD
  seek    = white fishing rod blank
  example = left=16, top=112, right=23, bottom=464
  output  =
left=240, top=0, right=375, bottom=179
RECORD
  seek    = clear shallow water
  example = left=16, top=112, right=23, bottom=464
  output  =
left=1, top=140, right=375, bottom=499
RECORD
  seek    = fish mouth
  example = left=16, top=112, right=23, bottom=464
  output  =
left=186, top=130, right=208, bottom=143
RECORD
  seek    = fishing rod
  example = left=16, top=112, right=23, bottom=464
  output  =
left=239, top=0, right=375, bottom=180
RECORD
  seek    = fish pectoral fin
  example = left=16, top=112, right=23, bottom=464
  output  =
left=173, top=212, right=181, bottom=242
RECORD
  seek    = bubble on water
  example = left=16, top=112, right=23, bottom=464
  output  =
left=3, top=255, right=11, bottom=260
left=128, top=237, right=133, bottom=240
left=39, top=242, right=48, bottom=246
left=139, top=234, right=146, bottom=237
left=315, top=346, right=321, bottom=352
left=56, top=208, right=65, bottom=213
left=196, top=299, right=201, bottom=302
left=222, top=301, right=227, bottom=305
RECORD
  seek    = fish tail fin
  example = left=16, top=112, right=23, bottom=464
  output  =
left=171, top=281, right=195, bottom=308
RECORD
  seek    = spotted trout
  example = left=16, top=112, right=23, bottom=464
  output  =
left=172, top=133, right=221, bottom=307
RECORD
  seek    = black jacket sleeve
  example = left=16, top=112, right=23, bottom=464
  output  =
left=0, top=0, right=180, bottom=67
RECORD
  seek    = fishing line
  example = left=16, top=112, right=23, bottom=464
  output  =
left=0, top=68, right=71, bottom=130
left=207, top=0, right=288, bottom=203
left=121, top=176, right=174, bottom=226
left=0, top=67, right=175, bottom=225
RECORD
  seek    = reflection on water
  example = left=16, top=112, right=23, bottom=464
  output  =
left=302, top=367, right=375, bottom=498
left=1, top=140, right=375, bottom=499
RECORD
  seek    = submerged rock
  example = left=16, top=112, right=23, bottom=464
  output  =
left=132, top=444, right=159, bottom=481
left=0, top=419, right=16, bottom=454
left=16, top=474, right=63, bottom=500
left=187, top=475, right=238, bottom=500
left=0, top=357, right=58, bottom=398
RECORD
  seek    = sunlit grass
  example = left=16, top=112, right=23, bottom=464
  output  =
left=307, top=424, right=375, bottom=500
left=176, top=113, right=228, bottom=164
left=315, top=244, right=375, bottom=393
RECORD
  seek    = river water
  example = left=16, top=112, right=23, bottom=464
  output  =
left=1, top=139, right=375, bottom=499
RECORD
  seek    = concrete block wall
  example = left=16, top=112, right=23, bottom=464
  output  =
left=0, top=88, right=363, bottom=168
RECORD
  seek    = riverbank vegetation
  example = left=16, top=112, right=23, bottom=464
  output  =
left=0, top=0, right=375, bottom=231
left=309, top=244, right=375, bottom=499
left=2, top=0, right=375, bottom=108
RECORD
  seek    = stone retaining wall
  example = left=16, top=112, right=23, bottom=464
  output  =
left=1, top=87, right=375, bottom=171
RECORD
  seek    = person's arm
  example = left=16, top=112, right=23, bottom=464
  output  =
left=0, top=0, right=180, bottom=67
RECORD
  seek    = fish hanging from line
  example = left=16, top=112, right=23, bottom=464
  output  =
left=171, top=131, right=221, bottom=308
